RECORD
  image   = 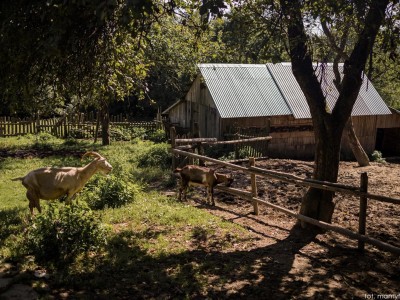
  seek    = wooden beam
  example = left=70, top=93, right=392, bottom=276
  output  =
left=172, top=148, right=249, bottom=172
left=215, top=185, right=253, bottom=199
left=210, top=136, right=272, bottom=145
left=172, top=148, right=400, bottom=205
left=252, top=197, right=400, bottom=255
left=175, top=137, right=218, bottom=144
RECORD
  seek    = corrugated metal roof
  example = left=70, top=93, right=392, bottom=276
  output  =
left=198, top=64, right=292, bottom=118
left=266, top=63, right=391, bottom=118
left=266, top=63, right=311, bottom=119
left=197, top=63, right=391, bottom=119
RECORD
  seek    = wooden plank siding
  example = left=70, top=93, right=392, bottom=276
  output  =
left=222, top=116, right=315, bottom=159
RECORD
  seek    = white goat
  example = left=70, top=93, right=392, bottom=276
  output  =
left=174, top=165, right=233, bottom=206
left=12, top=151, right=112, bottom=214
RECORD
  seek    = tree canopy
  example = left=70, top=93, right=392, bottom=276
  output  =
left=1, top=0, right=400, bottom=222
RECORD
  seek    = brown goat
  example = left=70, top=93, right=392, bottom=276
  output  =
left=174, top=165, right=233, bottom=206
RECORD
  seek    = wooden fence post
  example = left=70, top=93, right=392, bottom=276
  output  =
left=171, top=126, right=177, bottom=170
left=235, top=132, right=240, bottom=159
left=250, top=157, right=259, bottom=215
left=358, top=172, right=368, bottom=252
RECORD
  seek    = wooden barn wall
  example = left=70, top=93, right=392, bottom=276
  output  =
left=184, top=76, right=219, bottom=137
left=338, top=113, right=400, bottom=158
left=340, top=116, right=378, bottom=158
left=167, top=102, right=189, bottom=128
left=167, top=76, right=220, bottom=137
left=376, top=110, right=400, bottom=156
left=376, top=109, right=400, bottom=128
left=221, top=116, right=315, bottom=159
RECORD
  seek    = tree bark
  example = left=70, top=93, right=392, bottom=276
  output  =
left=299, top=119, right=342, bottom=226
left=280, top=0, right=388, bottom=226
left=345, top=117, right=370, bottom=166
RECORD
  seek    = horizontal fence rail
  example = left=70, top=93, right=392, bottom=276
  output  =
left=172, top=147, right=400, bottom=255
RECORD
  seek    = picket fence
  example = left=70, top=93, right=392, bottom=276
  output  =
left=0, top=115, right=158, bottom=138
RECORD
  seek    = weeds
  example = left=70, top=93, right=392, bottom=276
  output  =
left=371, top=150, right=387, bottom=163
left=0, top=136, right=252, bottom=297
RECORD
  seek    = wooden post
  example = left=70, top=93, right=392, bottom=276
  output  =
left=250, top=157, right=259, bottom=215
left=358, top=172, right=368, bottom=252
left=235, top=132, right=239, bottom=159
left=170, top=126, right=177, bottom=170
left=193, top=122, right=205, bottom=166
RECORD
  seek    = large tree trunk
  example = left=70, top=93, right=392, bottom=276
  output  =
left=299, top=122, right=342, bottom=227
left=345, top=118, right=370, bottom=166
left=280, top=0, right=388, bottom=228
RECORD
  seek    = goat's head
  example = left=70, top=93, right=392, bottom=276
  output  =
left=82, top=151, right=113, bottom=175
left=216, top=172, right=233, bottom=187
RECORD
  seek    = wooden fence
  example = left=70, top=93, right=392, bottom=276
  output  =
left=170, top=126, right=272, bottom=169
left=171, top=144, right=400, bottom=255
left=0, top=115, right=158, bottom=138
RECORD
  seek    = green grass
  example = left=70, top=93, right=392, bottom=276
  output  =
left=0, top=135, right=253, bottom=298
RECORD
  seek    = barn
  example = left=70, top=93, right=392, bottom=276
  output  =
left=162, top=63, right=400, bottom=159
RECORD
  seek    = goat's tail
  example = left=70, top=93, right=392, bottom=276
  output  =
left=11, top=177, right=24, bottom=181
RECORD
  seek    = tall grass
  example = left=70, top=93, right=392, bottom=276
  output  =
left=0, top=135, right=252, bottom=298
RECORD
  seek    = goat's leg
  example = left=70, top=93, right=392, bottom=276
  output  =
left=26, top=190, right=41, bottom=215
left=183, top=186, right=188, bottom=201
left=178, top=181, right=184, bottom=201
left=65, top=192, right=77, bottom=205
left=210, top=186, right=215, bottom=206
left=180, top=180, right=189, bottom=201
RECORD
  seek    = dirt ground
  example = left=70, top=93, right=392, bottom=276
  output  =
left=170, top=158, right=400, bottom=299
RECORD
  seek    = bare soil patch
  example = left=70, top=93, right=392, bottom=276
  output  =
left=169, top=159, right=400, bottom=298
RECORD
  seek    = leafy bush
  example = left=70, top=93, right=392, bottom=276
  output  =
left=63, top=137, right=79, bottom=146
left=371, top=150, right=386, bottom=163
left=137, top=143, right=171, bottom=169
left=67, top=128, right=86, bottom=139
left=110, top=126, right=151, bottom=141
left=81, top=175, right=140, bottom=210
left=26, top=202, right=109, bottom=265
left=109, top=127, right=131, bottom=141
left=146, top=129, right=167, bottom=143
left=131, top=166, right=176, bottom=188
left=129, top=127, right=148, bottom=139
left=32, top=132, right=57, bottom=150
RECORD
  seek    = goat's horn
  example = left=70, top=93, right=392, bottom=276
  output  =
left=82, top=151, right=103, bottom=160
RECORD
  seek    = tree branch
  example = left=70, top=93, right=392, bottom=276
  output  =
left=333, top=0, right=390, bottom=124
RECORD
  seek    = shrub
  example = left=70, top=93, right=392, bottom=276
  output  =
left=32, top=132, right=57, bottom=150
left=129, top=127, right=147, bottom=139
left=67, top=128, right=86, bottom=139
left=131, top=167, right=176, bottom=188
left=109, top=127, right=131, bottom=141
left=81, top=175, right=140, bottom=210
left=371, top=150, right=386, bottom=163
left=137, top=143, right=171, bottom=169
left=25, top=202, right=109, bottom=265
left=146, top=129, right=167, bottom=143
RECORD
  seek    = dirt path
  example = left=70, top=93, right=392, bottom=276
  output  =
left=172, top=159, right=400, bottom=298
